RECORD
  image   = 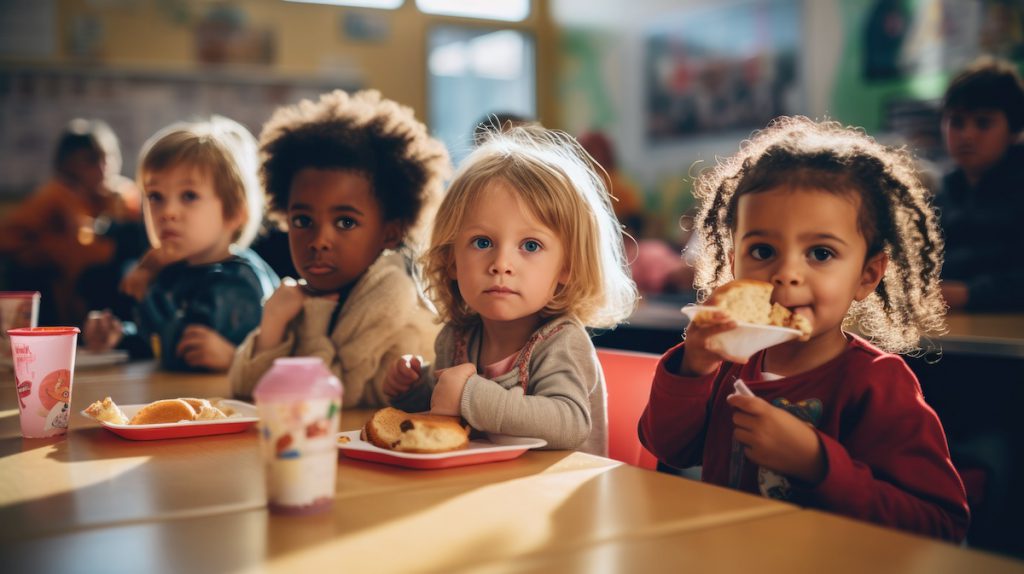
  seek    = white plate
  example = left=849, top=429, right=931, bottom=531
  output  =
left=80, top=400, right=258, bottom=440
left=336, top=430, right=547, bottom=469
left=680, top=305, right=803, bottom=361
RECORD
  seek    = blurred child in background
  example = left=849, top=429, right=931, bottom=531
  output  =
left=937, top=56, right=1024, bottom=311
left=0, top=119, right=144, bottom=325
left=83, top=116, right=278, bottom=371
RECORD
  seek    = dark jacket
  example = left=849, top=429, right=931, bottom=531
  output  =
left=136, top=248, right=279, bottom=371
left=936, top=143, right=1024, bottom=311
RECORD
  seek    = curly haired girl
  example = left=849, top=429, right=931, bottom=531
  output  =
left=385, top=126, right=638, bottom=455
left=640, top=116, right=969, bottom=541
left=229, top=90, right=451, bottom=407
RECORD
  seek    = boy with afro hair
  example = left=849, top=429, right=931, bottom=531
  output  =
left=229, top=90, right=451, bottom=407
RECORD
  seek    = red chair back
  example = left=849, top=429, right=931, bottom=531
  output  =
left=597, top=348, right=660, bottom=469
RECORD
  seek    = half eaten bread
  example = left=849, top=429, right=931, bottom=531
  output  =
left=364, top=407, right=470, bottom=453
left=694, top=279, right=812, bottom=340
left=84, top=397, right=130, bottom=425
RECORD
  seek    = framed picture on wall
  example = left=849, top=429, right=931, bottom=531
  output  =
left=643, top=0, right=801, bottom=144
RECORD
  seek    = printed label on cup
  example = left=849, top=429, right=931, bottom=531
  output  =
left=8, top=327, right=78, bottom=438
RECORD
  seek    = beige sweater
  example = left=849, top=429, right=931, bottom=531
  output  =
left=229, top=251, right=440, bottom=407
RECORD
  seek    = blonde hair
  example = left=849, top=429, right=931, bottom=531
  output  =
left=425, top=126, right=637, bottom=329
left=138, top=116, right=263, bottom=249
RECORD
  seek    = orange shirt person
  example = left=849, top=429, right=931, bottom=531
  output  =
left=0, top=119, right=133, bottom=324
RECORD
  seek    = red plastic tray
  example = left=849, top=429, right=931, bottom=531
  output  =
left=81, top=400, right=258, bottom=440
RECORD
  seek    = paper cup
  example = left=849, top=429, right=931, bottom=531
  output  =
left=8, top=327, right=79, bottom=438
left=0, top=292, right=40, bottom=364
left=681, top=305, right=802, bottom=361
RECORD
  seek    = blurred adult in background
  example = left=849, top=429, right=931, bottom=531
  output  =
left=577, top=130, right=643, bottom=223
left=936, top=56, right=1024, bottom=311
left=577, top=129, right=694, bottom=295
left=0, top=119, right=146, bottom=325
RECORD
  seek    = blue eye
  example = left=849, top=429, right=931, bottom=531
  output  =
left=146, top=192, right=163, bottom=203
left=290, top=215, right=312, bottom=229
left=749, top=244, right=774, bottom=261
left=521, top=239, right=542, bottom=253
left=335, top=217, right=357, bottom=230
left=809, top=247, right=835, bottom=262
left=472, top=237, right=492, bottom=249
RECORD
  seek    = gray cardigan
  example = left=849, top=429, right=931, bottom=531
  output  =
left=392, top=316, right=608, bottom=456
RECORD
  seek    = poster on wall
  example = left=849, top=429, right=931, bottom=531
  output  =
left=644, top=0, right=801, bottom=144
left=863, top=0, right=1024, bottom=83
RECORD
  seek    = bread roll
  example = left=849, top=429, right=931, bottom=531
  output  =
left=129, top=399, right=197, bottom=425
left=364, top=407, right=470, bottom=453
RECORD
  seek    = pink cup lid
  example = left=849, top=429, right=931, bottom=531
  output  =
left=0, top=291, right=40, bottom=299
left=253, top=357, right=342, bottom=402
left=7, top=327, right=81, bottom=336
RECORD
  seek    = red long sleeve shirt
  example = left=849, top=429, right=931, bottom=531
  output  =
left=639, top=334, right=969, bottom=542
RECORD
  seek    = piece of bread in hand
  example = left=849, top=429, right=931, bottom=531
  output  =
left=129, top=399, right=197, bottom=425
left=84, top=396, right=129, bottom=425
left=364, top=407, right=470, bottom=453
left=695, top=279, right=774, bottom=325
left=695, top=279, right=812, bottom=340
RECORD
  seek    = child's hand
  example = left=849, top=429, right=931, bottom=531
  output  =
left=255, top=278, right=308, bottom=352
left=176, top=324, right=236, bottom=371
left=120, top=247, right=176, bottom=301
left=430, top=362, right=476, bottom=416
left=679, top=308, right=744, bottom=375
left=727, top=393, right=826, bottom=484
left=384, top=354, right=423, bottom=398
left=83, top=310, right=123, bottom=352
left=264, top=278, right=308, bottom=321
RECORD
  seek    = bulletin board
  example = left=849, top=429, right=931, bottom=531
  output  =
left=0, top=65, right=359, bottom=196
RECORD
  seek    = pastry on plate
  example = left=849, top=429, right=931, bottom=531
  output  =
left=129, top=398, right=197, bottom=425
left=84, top=397, right=130, bottom=425
left=364, top=407, right=470, bottom=453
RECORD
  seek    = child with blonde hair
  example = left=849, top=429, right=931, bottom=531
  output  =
left=386, top=126, right=638, bottom=456
left=229, top=90, right=450, bottom=407
left=639, top=117, right=969, bottom=541
left=83, top=117, right=279, bottom=371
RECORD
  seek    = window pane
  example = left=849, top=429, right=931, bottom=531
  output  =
left=417, top=0, right=529, bottom=22
left=283, top=0, right=403, bottom=9
left=428, top=26, right=535, bottom=164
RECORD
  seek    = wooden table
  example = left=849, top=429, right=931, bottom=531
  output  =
left=2, top=363, right=1022, bottom=573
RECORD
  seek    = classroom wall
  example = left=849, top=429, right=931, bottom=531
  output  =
left=550, top=0, right=1024, bottom=239
left=0, top=0, right=558, bottom=199
left=2, top=0, right=557, bottom=122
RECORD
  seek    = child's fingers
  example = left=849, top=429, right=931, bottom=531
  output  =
left=396, top=362, right=418, bottom=382
left=181, top=324, right=213, bottom=338
left=726, top=393, right=769, bottom=415
left=408, top=355, right=422, bottom=372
